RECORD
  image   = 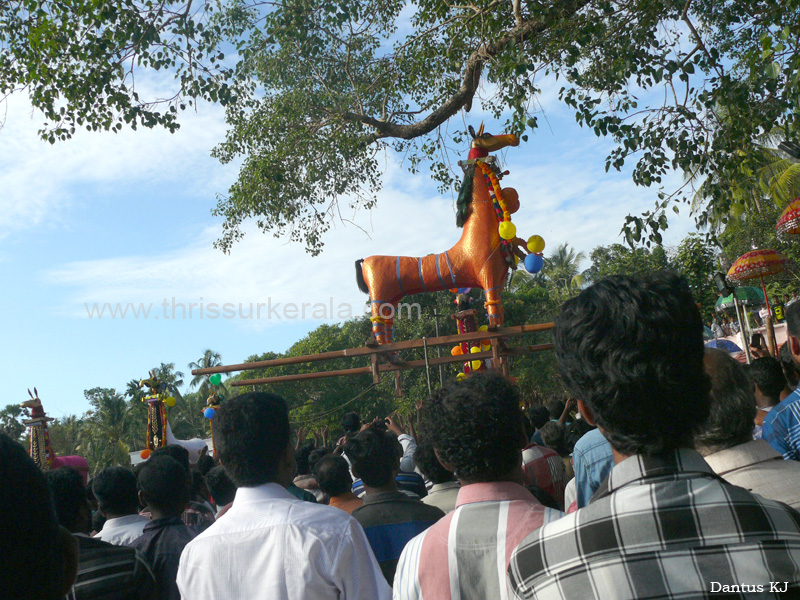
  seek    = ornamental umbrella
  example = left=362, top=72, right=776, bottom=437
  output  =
left=727, top=249, right=791, bottom=354
left=776, top=197, right=800, bottom=235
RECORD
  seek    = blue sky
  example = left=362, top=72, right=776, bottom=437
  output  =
left=1, top=74, right=697, bottom=419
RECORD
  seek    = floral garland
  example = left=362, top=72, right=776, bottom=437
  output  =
left=477, top=160, right=516, bottom=266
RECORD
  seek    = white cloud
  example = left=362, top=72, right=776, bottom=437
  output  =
left=0, top=79, right=231, bottom=237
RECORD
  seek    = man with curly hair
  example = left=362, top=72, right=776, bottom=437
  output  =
left=508, top=273, right=800, bottom=599
left=393, top=371, right=563, bottom=599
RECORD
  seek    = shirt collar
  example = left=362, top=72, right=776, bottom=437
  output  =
left=101, top=513, right=149, bottom=529
left=591, top=448, right=719, bottom=503
left=233, top=482, right=297, bottom=505
left=361, top=490, right=411, bottom=505
left=143, top=515, right=184, bottom=530
left=429, top=481, right=461, bottom=493
left=703, top=439, right=783, bottom=476
left=455, top=481, right=535, bottom=507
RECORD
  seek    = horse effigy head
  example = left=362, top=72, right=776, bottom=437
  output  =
left=21, top=387, right=42, bottom=409
left=139, top=370, right=167, bottom=395
left=468, top=123, right=519, bottom=158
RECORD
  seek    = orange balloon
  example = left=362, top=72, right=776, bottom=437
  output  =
left=451, top=345, right=464, bottom=356
left=501, top=188, right=519, bottom=214
left=140, top=449, right=151, bottom=460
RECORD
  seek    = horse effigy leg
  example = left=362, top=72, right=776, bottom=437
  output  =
left=484, top=287, right=504, bottom=327
left=370, top=302, right=387, bottom=344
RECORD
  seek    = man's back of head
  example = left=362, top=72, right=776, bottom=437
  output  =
left=1, top=433, right=77, bottom=600
left=422, top=370, right=526, bottom=483
left=313, top=455, right=353, bottom=497
left=92, top=466, right=139, bottom=518
left=137, top=455, right=190, bottom=517
left=413, top=436, right=455, bottom=485
left=697, top=349, right=758, bottom=454
left=746, top=356, right=785, bottom=407
left=346, top=427, right=400, bottom=489
left=213, top=391, right=291, bottom=487
left=205, top=465, right=237, bottom=507
left=553, top=272, right=710, bottom=456
left=46, top=467, right=91, bottom=534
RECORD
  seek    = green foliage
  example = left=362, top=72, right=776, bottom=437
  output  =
left=583, top=244, right=669, bottom=284
left=671, top=234, right=717, bottom=321
left=0, top=404, right=26, bottom=442
left=5, top=0, right=799, bottom=254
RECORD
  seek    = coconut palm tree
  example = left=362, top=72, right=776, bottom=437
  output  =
left=188, top=349, right=227, bottom=400
left=545, top=243, right=586, bottom=292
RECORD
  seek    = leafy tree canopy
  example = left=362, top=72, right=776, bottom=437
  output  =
left=2, top=0, right=798, bottom=253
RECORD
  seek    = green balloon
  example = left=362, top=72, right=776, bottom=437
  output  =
left=209, top=373, right=222, bottom=386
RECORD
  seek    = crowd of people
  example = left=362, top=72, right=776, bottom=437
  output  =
left=3, top=271, right=800, bottom=599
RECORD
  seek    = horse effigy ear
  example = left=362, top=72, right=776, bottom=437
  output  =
left=28, top=388, right=34, bottom=398
left=34, top=387, right=38, bottom=397
left=468, top=125, right=476, bottom=139
left=477, top=122, right=485, bottom=136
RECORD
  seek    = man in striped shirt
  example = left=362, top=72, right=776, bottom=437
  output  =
left=508, top=273, right=800, bottom=599
left=394, top=371, right=563, bottom=599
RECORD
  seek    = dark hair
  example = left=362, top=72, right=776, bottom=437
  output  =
left=137, top=455, right=189, bottom=514
left=779, top=342, right=800, bottom=388
left=196, top=453, right=216, bottom=476
left=565, top=419, right=594, bottom=453
left=746, top=356, right=785, bottom=405
left=46, top=467, right=89, bottom=533
left=213, top=392, right=291, bottom=487
left=308, top=447, right=328, bottom=473
left=696, top=349, right=758, bottom=453
left=92, top=467, right=139, bottom=516
left=192, top=470, right=208, bottom=499
left=295, top=444, right=314, bottom=475
left=1, top=434, right=67, bottom=600
left=554, top=272, right=710, bottom=456
left=422, top=370, right=525, bottom=482
left=539, top=422, right=568, bottom=457
left=529, top=406, right=550, bottom=430
left=544, top=399, right=564, bottom=421
left=151, top=444, right=190, bottom=474
left=205, top=466, right=236, bottom=507
left=413, top=436, right=454, bottom=485
left=92, top=510, right=106, bottom=533
left=345, top=427, right=400, bottom=488
left=785, top=300, right=800, bottom=338
left=341, top=412, right=361, bottom=434
left=313, top=456, right=353, bottom=497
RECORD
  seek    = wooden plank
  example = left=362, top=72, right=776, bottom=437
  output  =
left=231, top=343, right=556, bottom=387
left=231, top=366, right=373, bottom=386
left=193, top=322, right=554, bottom=375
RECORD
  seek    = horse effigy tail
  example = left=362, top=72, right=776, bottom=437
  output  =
left=355, top=259, right=369, bottom=295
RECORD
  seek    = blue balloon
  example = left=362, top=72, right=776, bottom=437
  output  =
left=524, top=253, right=544, bottom=274
left=203, top=407, right=216, bottom=419
left=457, top=287, right=471, bottom=294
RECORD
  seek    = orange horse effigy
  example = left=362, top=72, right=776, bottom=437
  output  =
left=356, top=125, right=538, bottom=343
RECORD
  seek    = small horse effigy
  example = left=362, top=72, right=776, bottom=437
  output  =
left=355, top=125, right=529, bottom=343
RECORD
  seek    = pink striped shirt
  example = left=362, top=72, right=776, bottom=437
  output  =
left=520, top=443, right=568, bottom=510
left=393, top=482, right=563, bottom=600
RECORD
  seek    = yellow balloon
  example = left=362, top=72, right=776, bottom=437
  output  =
left=471, top=359, right=482, bottom=370
left=470, top=345, right=481, bottom=354
left=478, top=325, right=488, bottom=332
left=527, top=235, right=545, bottom=253
left=456, top=372, right=468, bottom=382
left=498, top=221, right=517, bottom=240
left=164, top=396, right=176, bottom=407
left=481, top=343, right=491, bottom=352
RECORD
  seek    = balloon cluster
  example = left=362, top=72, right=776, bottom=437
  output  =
left=203, top=373, right=225, bottom=420
left=451, top=325, right=494, bottom=377
left=523, top=235, right=545, bottom=274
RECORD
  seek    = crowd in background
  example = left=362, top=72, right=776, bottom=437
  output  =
left=3, top=271, right=800, bottom=599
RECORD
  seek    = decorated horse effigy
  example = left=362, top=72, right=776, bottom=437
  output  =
left=21, top=388, right=90, bottom=483
left=355, top=125, right=546, bottom=350
left=138, top=371, right=208, bottom=463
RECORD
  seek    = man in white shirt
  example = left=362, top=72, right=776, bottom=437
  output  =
left=92, top=466, right=150, bottom=545
left=177, top=392, right=391, bottom=599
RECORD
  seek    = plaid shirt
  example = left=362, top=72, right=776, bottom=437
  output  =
left=521, top=443, right=568, bottom=510
left=508, top=449, right=800, bottom=599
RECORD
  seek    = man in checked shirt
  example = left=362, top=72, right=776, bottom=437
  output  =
left=508, top=272, right=800, bottom=600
